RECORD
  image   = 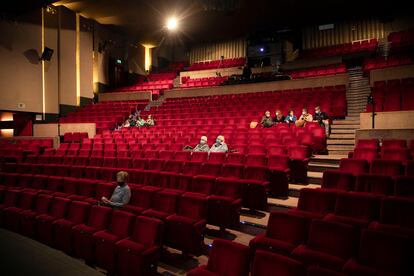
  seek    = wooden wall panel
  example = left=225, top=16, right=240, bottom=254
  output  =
left=189, top=38, right=246, bottom=63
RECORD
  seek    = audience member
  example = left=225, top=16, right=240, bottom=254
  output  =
left=273, top=109, right=285, bottom=124
left=260, top=111, right=274, bottom=128
left=284, top=110, right=297, bottom=125
left=209, top=135, right=228, bottom=153
left=296, top=108, right=313, bottom=127
left=183, top=136, right=210, bottom=152
left=314, top=106, right=330, bottom=136
left=101, top=171, right=131, bottom=208
left=145, top=115, right=155, bottom=126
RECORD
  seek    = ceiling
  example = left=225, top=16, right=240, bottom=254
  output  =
left=3, top=0, right=411, bottom=45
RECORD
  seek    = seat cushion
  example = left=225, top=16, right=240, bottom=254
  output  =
left=116, top=238, right=146, bottom=253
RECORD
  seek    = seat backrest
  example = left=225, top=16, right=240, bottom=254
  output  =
left=182, top=161, right=201, bottom=175
left=215, top=178, right=243, bottom=199
left=2, top=189, right=20, bottom=206
left=334, top=192, right=381, bottom=220
left=381, top=148, right=410, bottom=161
left=267, top=154, right=290, bottom=171
left=207, top=239, right=251, bottom=276
left=321, top=170, right=356, bottom=191
left=34, top=194, right=53, bottom=213
left=163, top=160, right=183, bottom=173
left=339, top=158, right=369, bottom=175
left=355, top=173, right=394, bottom=195
left=297, top=188, right=337, bottom=214
left=225, top=153, right=245, bottom=164
left=353, top=148, right=378, bottom=161
left=308, top=219, right=358, bottom=259
left=108, top=210, right=135, bottom=237
left=380, top=197, right=414, bottom=228
left=152, top=190, right=178, bottom=213
left=207, top=152, right=226, bottom=163
left=358, top=229, right=414, bottom=274
left=200, top=163, right=222, bottom=177
left=221, top=164, right=244, bottom=179
left=191, top=176, right=216, bottom=195
left=245, top=154, right=267, bottom=166
left=266, top=211, right=311, bottom=245
left=370, top=159, right=403, bottom=176
left=17, top=191, right=37, bottom=209
left=382, top=139, right=407, bottom=149
left=356, top=139, right=379, bottom=149
left=49, top=197, right=71, bottom=217
left=87, top=205, right=112, bottom=229
left=191, top=151, right=208, bottom=162
left=243, top=165, right=268, bottom=181
left=131, top=216, right=164, bottom=247
left=62, top=177, right=79, bottom=194
left=251, top=250, right=306, bottom=276
left=395, top=176, right=414, bottom=197
left=67, top=201, right=91, bottom=223
left=177, top=194, right=207, bottom=220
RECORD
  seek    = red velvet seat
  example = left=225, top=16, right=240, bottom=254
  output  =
left=287, top=145, right=310, bottom=183
left=187, top=175, right=216, bottom=197
left=115, top=216, right=164, bottom=276
left=381, top=148, right=411, bottom=161
left=93, top=210, right=135, bottom=273
left=249, top=211, right=311, bottom=255
left=123, top=186, right=156, bottom=215
left=291, top=219, right=359, bottom=271
left=352, top=148, right=378, bottom=162
left=356, top=174, right=394, bottom=195
left=187, top=239, right=251, bottom=276
left=53, top=201, right=91, bottom=254
left=321, top=170, right=356, bottom=191
left=251, top=250, right=306, bottom=276
left=289, top=188, right=337, bottom=218
left=3, top=191, right=36, bottom=232
left=165, top=194, right=207, bottom=255
left=395, top=176, right=414, bottom=198
left=339, top=158, right=369, bottom=175
left=240, top=165, right=269, bottom=210
left=142, top=190, right=178, bottom=220
left=19, top=193, right=53, bottom=237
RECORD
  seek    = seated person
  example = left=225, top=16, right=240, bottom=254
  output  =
left=209, top=135, right=228, bottom=153
left=101, top=171, right=131, bottom=208
left=183, top=136, right=210, bottom=152
left=284, top=110, right=297, bottom=125
left=260, top=111, right=274, bottom=128
left=314, top=106, right=330, bottom=136
left=128, top=115, right=137, bottom=127
left=273, top=109, right=285, bottom=124
left=145, top=115, right=155, bottom=126
left=136, top=116, right=146, bottom=127
left=296, top=108, right=313, bottom=127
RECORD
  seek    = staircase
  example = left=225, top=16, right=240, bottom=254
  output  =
left=328, top=67, right=371, bottom=155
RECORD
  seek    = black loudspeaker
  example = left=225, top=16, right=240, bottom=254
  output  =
left=40, top=47, right=54, bottom=61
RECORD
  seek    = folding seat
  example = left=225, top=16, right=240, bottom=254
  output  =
left=132, top=158, right=148, bottom=170
left=382, top=148, right=411, bottom=161
left=324, top=192, right=382, bottom=228
left=292, top=219, right=358, bottom=271
left=369, top=197, right=414, bottom=237
left=0, top=189, right=21, bottom=225
left=117, top=157, right=132, bottom=169
left=53, top=201, right=91, bottom=254
left=67, top=143, right=80, bottom=156
left=3, top=191, right=36, bottom=231
left=355, top=139, right=379, bottom=149
left=122, top=186, right=157, bottom=215
left=147, top=159, right=165, bottom=173
left=248, top=145, right=266, bottom=155
left=351, top=148, right=378, bottom=162
left=25, top=174, right=49, bottom=192
left=88, top=156, right=103, bottom=167
left=245, top=154, right=267, bottom=166
left=321, top=170, right=356, bottom=191
left=249, top=211, right=311, bottom=255
left=84, top=182, right=115, bottom=205
left=207, top=152, right=226, bottom=164
left=395, top=176, right=414, bottom=198
left=289, top=188, right=337, bottom=218
left=182, top=161, right=202, bottom=176
left=343, top=229, right=414, bottom=275
left=115, top=216, right=164, bottom=276
left=208, top=178, right=243, bottom=230
left=356, top=173, right=394, bottom=195
left=225, top=153, right=245, bottom=164
left=165, top=194, right=207, bottom=255
left=142, top=190, right=179, bottom=220
left=53, top=177, right=79, bottom=197
left=174, top=151, right=191, bottom=161
left=68, top=179, right=96, bottom=201
left=169, top=143, right=184, bottom=152
left=251, top=250, right=306, bottom=276
left=382, top=139, right=407, bottom=149
left=221, top=163, right=244, bottom=179
left=187, top=239, right=250, bottom=276
left=158, top=150, right=175, bottom=160
left=45, top=176, right=63, bottom=194
left=199, top=163, right=222, bottom=177
left=191, top=151, right=208, bottom=163
left=287, top=145, right=310, bottom=182
left=187, top=175, right=216, bottom=197
left=267, top=145, right=287, bottom=156
left=102, top=157, right=117, bottom=168
left=370, top=159, right=404, bottom=176
left=240, top=165, right=269, bottom=210
left=338, top=158, right=369, bottom=175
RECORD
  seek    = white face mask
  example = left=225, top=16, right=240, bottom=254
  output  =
left=200, top=140, right=206, bottom=145
left=302, top=111, right=306, bottom=115
left=276, top=112, right=279, bottom=116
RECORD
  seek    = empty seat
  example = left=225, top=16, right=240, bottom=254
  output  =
left=370, top=159, right=403, bottom=176
left=19, top=193, right=53, bottom=238
left=382, top=148, right=411, bottom=161
left=356, top=174, right=394, bottom=195
left=343, top=229, right=414, bottom=275
left=72, top=205, right=112, bottom=262
left=249, top=211, right=311, bottom=255
left=339, top=158, right=369, bottom=175
left=251, top=250, right=306, bottom=276
left=187, top=239, right=251, bottom=276
left=207, top=152, right=226, bottom=164
left=290, top=188, right=337, bottom=218
left=406, top=160, right=414, bottom=176
left=382, top=139, right=407, bottom=149
left=142, top=190, right=178, bottom=220
left=93, top=210, right=135, bottom=274
left=321, top=170, right=356, bottom=191
left=352, top=148, right=378, bottom=162
left=355, top=139, right=379, bottom=149
left=395, top=176, right=414, bottom=198
left=288, top=145, right=310, bottom=182
left=187, top=175, right=216, bottom=196
left=292, top=219, right=359, bottom=271
left=115, top=216, right=164, bottom=276
left=3, top=191, right=36, bottom=232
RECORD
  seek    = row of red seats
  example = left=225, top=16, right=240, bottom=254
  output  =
left=181, top=76, right=228, bottom=88
left=63, top=132, right=88, bottom=143
left=362, top=55, right=413, bottom=74
left=301, top=39, right=378, bottom=58
left=349, top=138, right=414, bottom=160
left=388, top=28, right=414, bottom=49
left=0, top=138, right=54, bottom=161
left=0, top=189, right=164, bottom=275
left=287, top=64, right=347, bottom=79
left=188, top=57, right=245, bottom=71
left=367, top=77, right=414, bottom=111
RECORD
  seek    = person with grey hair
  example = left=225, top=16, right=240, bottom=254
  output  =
left=183, top=136, right=210, bottom=152
left=209, top=135, right=228, bottom=153
left=101, top=171, right=131, bottom=208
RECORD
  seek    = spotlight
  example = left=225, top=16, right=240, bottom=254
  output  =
left=259, top=47, right=264, bottom=52
left=166, top=17, right=178, bottom=31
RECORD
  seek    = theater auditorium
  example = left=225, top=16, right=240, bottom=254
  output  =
left=1, top=0, right=413, bottom=275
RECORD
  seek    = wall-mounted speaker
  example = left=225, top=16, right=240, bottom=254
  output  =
left=40, top=47, right=54, bottom=61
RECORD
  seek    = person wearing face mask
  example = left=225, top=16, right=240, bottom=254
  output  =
left=313, top=106, right=330, bottom=136
left=296, top=108, right=313, bottom=127
left=273, top=109, right=285, bottom=124
left=284, top=110, right=297, bottom=126
left=209, top=135, right=228, bottom=153
left=260, top=111, right=274, bottom=128
left=101, top=171, right=131, bottom=208
left=184, top=136, right=210, bottom=152
left=145, top=115, right=155, bottom=126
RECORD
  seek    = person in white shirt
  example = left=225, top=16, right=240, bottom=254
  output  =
left=101, top=171, right=131, bottom=208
